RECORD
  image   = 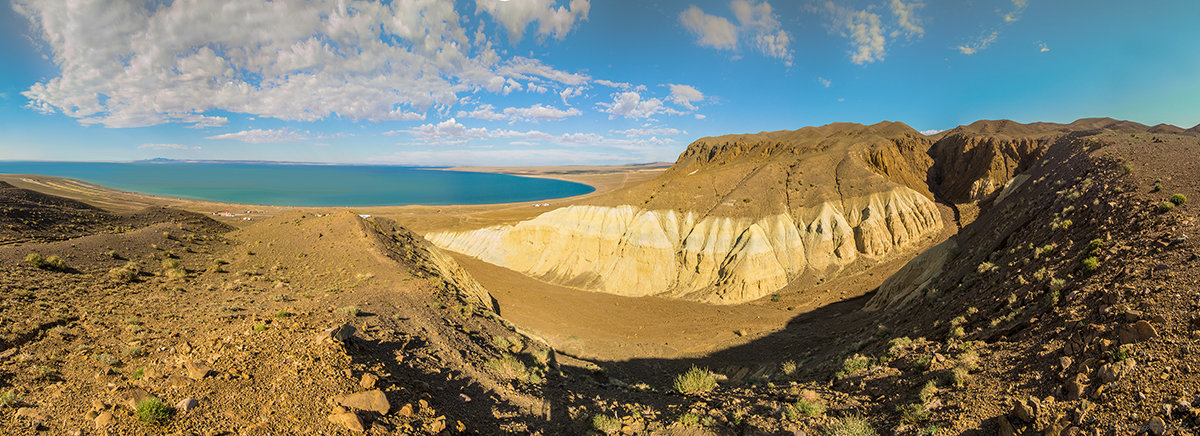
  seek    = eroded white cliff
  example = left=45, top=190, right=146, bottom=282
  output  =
left=426, top=187, right=941, bottom=304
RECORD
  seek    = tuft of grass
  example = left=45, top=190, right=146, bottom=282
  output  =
left=129, top=366, right=145, bottom=380
left=1049, top=278, right=1066, bottom=292
left=824, top=415, right=878, bottom=436
left=253, top=324, right=268, bottom=332
left=0, top=390, right=22, bottom=407
left=135, top=398, right=172, bottom=425
left=1153, top=183, right=1163, bottom=192
left=33, top=365, right=58, bottom=381
left=341, top=306, right=362, bottom=316
left=1044, top=289, right=1060, bottom=306
left=897, top=402, right=930, bottom=424
left=1034, top=244, right=1056, bottom=258
left=1159, top=201, right=1176, bottom=213
left=912, top=355, right=933, bottom=372
left=274, top=310, right=292, bottom=318
left=673, top=365, right=718, bottom=394
left=161, top=258, right=180, bottom=269
left=785, top=399, right=826, bottom=419
left=122, top=345, right=146, bottom=359
left=946, top=366, right=969, bottom=388
left=918, top=380, right=938, bottom=403
left=948, top=326, right=965, bottom=340
left=591, top=414, right=621, bottom=435
left=779, top=360, right=798, bottom=377
left=836, top=354, right=874, bottom=378
left=485, top=354, right=542, bottom=384
left=1171, top=193, right=1187, bottom=205
left=26, top=253, right=66, bottom=270
left=1111, top=346, right=1130, bottom=362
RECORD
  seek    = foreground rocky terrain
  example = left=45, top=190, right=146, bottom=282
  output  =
left=2, top=118, right=1199, bottom=435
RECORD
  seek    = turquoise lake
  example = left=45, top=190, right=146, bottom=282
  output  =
left=0, top=161, right=595, bottom=207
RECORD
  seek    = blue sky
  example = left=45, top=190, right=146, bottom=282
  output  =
left=1, top=0, right=1198, bottom=165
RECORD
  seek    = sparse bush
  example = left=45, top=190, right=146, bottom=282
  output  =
left=122, top=345, right=146, bottom=359
left=1051, top=219, right=1072, bottom=230
left=946, top=366, right=969, bottom=388
left=108, top=265, right=138, bottom=282
left=1153, top=183, right=1163, bottom=192
left=918, top=380, right=938, bottom=403
left=976, top=262, right=996, bottom=273
left=530, top=349, right=551, bottom=366
left=1159, top=201, right=1176, bottom=213
left=0, top=390, right=22, bottom=407
left=94, top=353, right=119, bottom=366
left=135, top=397, right=171, bottom=425
left=130, top=367, right=145, bottom=380
left=1044, top=289, right=1060, bottom=306
left=1079, top=256, right=1099, bottom=273
left=592, top=414, right=621, bottom=435
left=824, top=415, right=878, bottom=436
left=948, top=326, right=965, bottom=340
left=1034, top=244, right=1056, bottom=258
left=26, top=253, right=65, bottom=270
left=1171, top=193, right=1187, bottom=205
left=912, top=355, right=933, bottom=372
left=950, top=316, right=966, bottom=327
left=785, top=399, right=826, bottom=419
left=836, top=354, right=874, bottom=378
left=673, top=365, right=718, bottom=394
left=275, top=310, right=292, bottom=318
left=1049, top=278, right=1066, bottom=292
left=779, top=360, right=798, bottom=377
left=253, top=324, right=268, bottom=332
left=341, top=306, right=362, bottom=316
left=897, top=402, right=930, bottom=424
left=163, top=268, right=186, bottom=280
left=1111, top=346, right=1130, bottom=362
left=485, top=354, right=542, bottom=384
left=161, top=258, right=180, bottom=269
left=1122, top=163, right=1133, bottom=173
left=33, top=365, right=58, bottom=381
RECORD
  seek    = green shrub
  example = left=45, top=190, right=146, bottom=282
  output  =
left=918, top=380, right=938, bottom=403
left=485, top=354, right=542, bottom=384
left=275, top=310, right=292, bottom=318
left=135, top=398, right=171, bottom=425
left=129, top=367, right=145, bottom=380
left=163, top=268, right=186, bottom=280
left=1171, top=193, right=1187, bottom=205
left=946, top=366, right=969, bottom=388
left=836, top=354, right=874, bottom=378
left=1159, top=201, right=1176, bottom=213
left=976, top=262, right=996, bottom=273
left=897, top=402, right=930, bottom=424
left=673, top=365, right=718, bottom=394
left=26, top=253, right=66, bottom=270
left=591, top=414, right=621, bottom=435
left=1153, top=183, right=1163, bottom=192
left=824, top=415, right=878, bottom=436
left=779, top=360, right=798, bottom=377
left=161, top=258, right=180, bottom=269
left=912, top=355, right=933, bottom=372
left=785, top=399, right=826, bottom=419
left=0, top=390, right=22, bottom=407
left=1079, top=256, right=1099, bottom=273
left=948, top=326, right=965, bottom=340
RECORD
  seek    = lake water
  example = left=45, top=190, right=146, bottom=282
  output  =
left=0, top=161, right=595, bottom=207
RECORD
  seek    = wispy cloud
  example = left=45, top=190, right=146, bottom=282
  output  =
left=1037, top=41, right=1050, bottom=53
left=205, top=128, right=312, bottom=144
left=667, top=84, right=705, bottom=110
left=818, top=77, right=832, bottom=88
left=889, top=0, right=925, bottom=38
left=957, top=31, right=998, bottom=55
left=612, top=127, right=686, bottom=137
left=680, top=1, right=793, bottom=65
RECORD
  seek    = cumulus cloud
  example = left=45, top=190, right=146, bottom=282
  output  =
left=919, top=129, right=943, bottom=135
left=680, top=5, right=739, bottom=50
left=205, top=128, right=311, bottom=144
left=667, top=84, right=705, bottom=110
left=613, top=127, right=685, bottom=137
left=456, top=104, right=506, bottom=121
left=405, top=118, right=553, bottom=145
left=596, top=92, right=669, bottom=120
left=889, top=0, right=924, bottom=38
left=138, top=143, right=201, bottom=151
left=502, top=104, right=582, bottom=122
left=957, top=31, right=998, bottom=55
left=846, top=10, right=886, bottom=64
left=475, top=0, right=591, bottom=42
left=13, top=0, right=590, bottom=128
left=680, top=1, right=792, bottom=65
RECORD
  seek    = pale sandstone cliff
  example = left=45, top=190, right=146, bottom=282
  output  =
left=427, top=186, right=940, bottom=304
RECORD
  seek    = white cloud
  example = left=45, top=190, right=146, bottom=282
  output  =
left=503, top=104, right=582, bottom=122
left=595, top=79, right=632, bottom=89
left=1004, top=0, right=1029, bottom=22
left=138, top=143, right=201, bottom=151
left=919, top=129, right=942, bottom=135
left=889, top=0, right=924, bottom=38
left=613, top=127, right=685, bottom=137
left=679, top=5, right=739, bottom=50
left=597, top=92, right=668, bottom=120
left=205, top=128, right=310, bottom=144
left=456, top=104, right=506, bottom=121
left=957, top=31, right=998, bottom=55
left=846, top=10, right=886, bottom=64
left=1037, top=41, right=1050, bottom=53
left=667, top=84, right=705, bottom=110
left=818, top=77, right=832, bottom=88
left=731, top=0, right=793, bottom=65
left=405, top=118, right=554, bottom=145
left=13, top=0, right=590, bottom=128
left=681, top=1, right=792, bottom=65
left=559, top=87, right=583, bottom=104
left=694, top=114, right=707, bottom=119
left=372, top=146, right=673, bottom=166
left=475, top=0, right=591, bottom=43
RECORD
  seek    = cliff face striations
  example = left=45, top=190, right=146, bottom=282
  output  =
left=428, top=122, right=946, bottom=304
